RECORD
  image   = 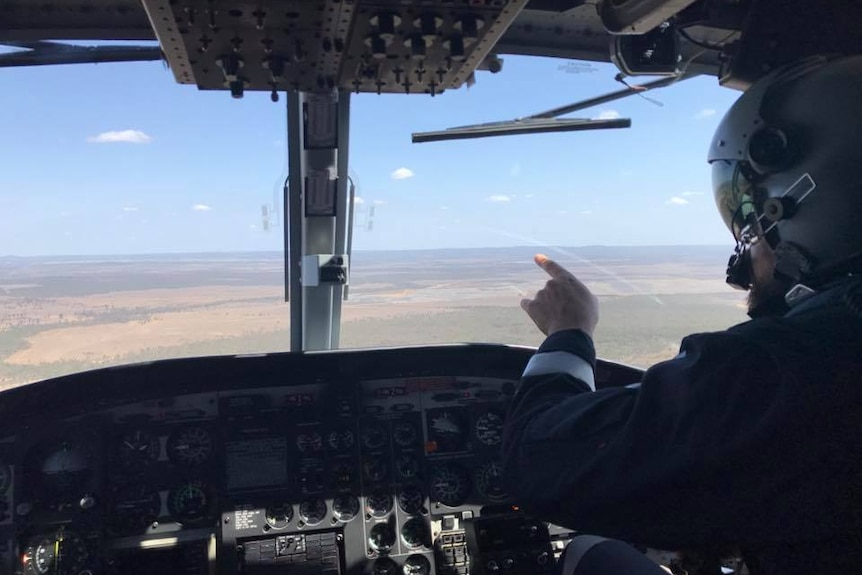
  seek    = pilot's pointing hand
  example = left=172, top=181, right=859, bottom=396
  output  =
left=520, top=254, right=599, bottom=337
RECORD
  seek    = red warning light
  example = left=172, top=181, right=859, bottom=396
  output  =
left=425, top=441, right=438, bottom=454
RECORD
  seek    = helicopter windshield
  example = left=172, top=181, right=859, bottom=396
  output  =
left=0, top=54, right=747, bottom=390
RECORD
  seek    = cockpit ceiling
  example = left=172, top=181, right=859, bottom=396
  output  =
left=0, top=0, right=729, bottom=93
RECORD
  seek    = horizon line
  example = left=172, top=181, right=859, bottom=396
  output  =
left=0, top=243, right=736, bottom=260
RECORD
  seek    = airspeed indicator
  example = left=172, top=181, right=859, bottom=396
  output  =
left=474, top=410, right=504, bottom=447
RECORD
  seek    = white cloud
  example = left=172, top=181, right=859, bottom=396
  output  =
left=510, top=162, right=521, bottom=177
left=373, top=199, right=387, bottom=205
left=558, top=210, right=568, bottom=215
left=695, top=108, right=717, bottom=119
left=354, top=196, right=365, bottom=205
left=682, top=191, right=704, bottom=197
left=440, top=206, right=449, bottom=210
left=87, top=129, right=152, bottom=144
left=525, top=194, right=534, bottom=199
left=249, top=224, right=258, bottom=230
left=581, top=210, right=593, bottom=215
left=486, top=195, right=512, bottom=203
left=122, top=206, right=139, bottom=212
left=595, top=109, right=621, bottom=120
left=391, top=167, right=414, bottom=180
left=665, top=197, right=689, bottom=206
left=192, top=204, right=213, bottom=211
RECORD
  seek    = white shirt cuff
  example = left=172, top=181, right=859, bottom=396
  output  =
left=523, top=351, right=595, bottom=391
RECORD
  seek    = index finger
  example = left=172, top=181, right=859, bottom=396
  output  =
left=534, top=254, right=572, bottom=279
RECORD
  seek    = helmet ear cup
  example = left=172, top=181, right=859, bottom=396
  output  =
left=747, top=126, right=794, bottom=175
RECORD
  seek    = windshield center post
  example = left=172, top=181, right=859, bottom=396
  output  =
left=286, top=90, right=353, bottom=352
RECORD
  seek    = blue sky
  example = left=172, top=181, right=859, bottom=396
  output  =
left=0, top=52, right=740, bottom=256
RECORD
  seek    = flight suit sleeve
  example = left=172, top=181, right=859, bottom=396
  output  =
left=500, top=326, right=792, bottom=549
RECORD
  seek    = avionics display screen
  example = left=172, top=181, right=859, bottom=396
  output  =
left=225, top=437, right=288, bottom=491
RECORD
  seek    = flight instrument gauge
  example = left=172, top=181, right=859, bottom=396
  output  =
left=167, top=427, right=213, bottom=465
left=265, top=504, right=294, bottom=529
left=333, top=495, right=360, bottom=522
left=476, top=461, right=507, bottom=501
left=118, top=429, right=160, bottom=466
left=328, top=428, right=355, bottom=452
left=22, top=538, right=55, bottom=575
left=397, top=485, right=424, bottom=515
left=393, top=421, right=418, bottom=447
left=366, top=492, right=393, bottom=518
left=333, top=462, right=354, bottom=489
left=430, top=463, right=471, bottom=507
left=39, top=441, right=92, bottom=494
left=369, top=523, right=396, bottom=553
left=299, top=498, right=327, bottom=525
left=34, top=542, right=55, bottom=575
left=22, top=533, right=94, bottom=575
left=403, top=554, right=431, bottom=575
left=395, top=454, right=420, bottom=479
left=296, top=431, right=323, bottom=454
left=401, top=518, right=429, bottom=549
left=363, top=456, right=389, bottom=483
left=426, top=409, right=466, bottom=452
left=167, top=480, right=210, bottom=523
left=361, top=423, right=387, bottom=451
left=373, top=557, right=399, bottom=575
left=474, top=410, right=504, bottom=447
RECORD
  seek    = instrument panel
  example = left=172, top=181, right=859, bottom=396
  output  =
left=0, top=344, right=643, bottom=575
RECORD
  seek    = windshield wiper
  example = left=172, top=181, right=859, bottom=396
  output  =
left=412, top=74, right=691, bottom=144
left=412, top=117, right=630, bottom=143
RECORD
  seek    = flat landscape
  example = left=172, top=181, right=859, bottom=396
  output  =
left=0, top=246, right=749, bottom=389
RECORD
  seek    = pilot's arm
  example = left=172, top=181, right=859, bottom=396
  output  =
left=500, top=255, right=809, bottom=550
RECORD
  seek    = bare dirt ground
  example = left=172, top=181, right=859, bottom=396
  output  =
left=3, top=299, right=469, bottom=366
left=0, top=248, right=748, bottom=389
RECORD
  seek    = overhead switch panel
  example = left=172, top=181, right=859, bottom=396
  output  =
left=140, top=0, right=529, bottom=96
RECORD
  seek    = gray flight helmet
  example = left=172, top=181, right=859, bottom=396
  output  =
left=707, top=55, right=862, bottom=286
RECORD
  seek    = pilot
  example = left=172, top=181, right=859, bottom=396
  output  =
left=501, top=55, right=862, bottom=575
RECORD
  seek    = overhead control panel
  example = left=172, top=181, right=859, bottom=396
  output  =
left=140, top=0, right=529, bottom=97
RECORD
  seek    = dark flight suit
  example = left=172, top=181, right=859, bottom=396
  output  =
left=501, top=276, right=862, bottom=574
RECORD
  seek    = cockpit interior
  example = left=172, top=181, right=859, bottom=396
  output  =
left=1, top=1, right=860, bottom=574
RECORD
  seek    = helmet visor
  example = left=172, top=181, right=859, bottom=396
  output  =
left=711, top=160, right=762, bottom=241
